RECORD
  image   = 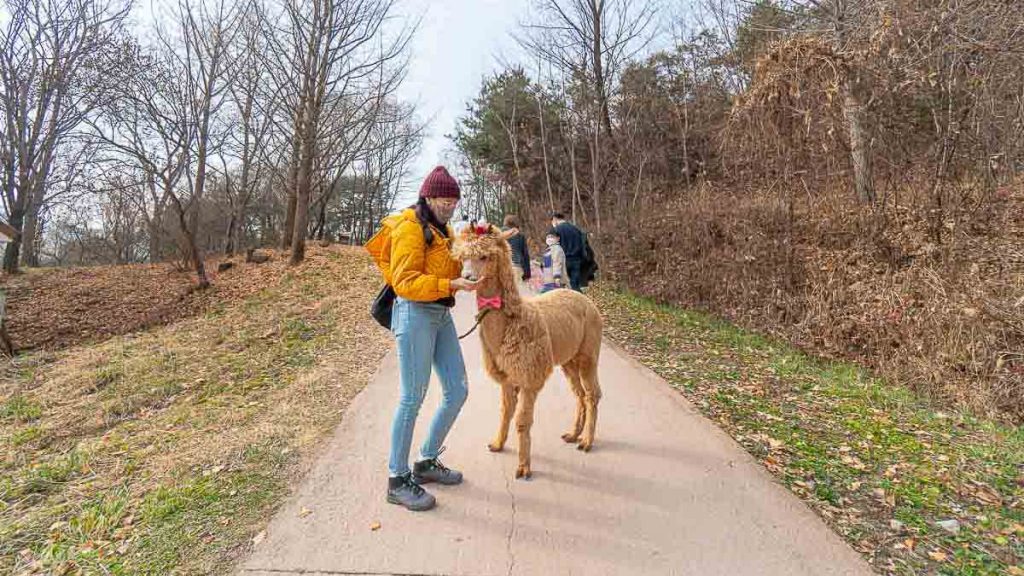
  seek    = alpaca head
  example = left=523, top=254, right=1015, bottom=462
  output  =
left=452, top=223, right=516, bottom=292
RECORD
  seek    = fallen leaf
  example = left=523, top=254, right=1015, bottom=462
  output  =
left=903, top=538, right=916, bottom=550
left=299, top=506, right=312, bottom=518
left=971, top=485, right=1002, bottom=505
left=370, top=521, right=381, bottom=531
left=841, top=454, right=867, bottom=470
left=252, top=530, right=266, bottom=546
left=928, top=550, right=948, bottom=562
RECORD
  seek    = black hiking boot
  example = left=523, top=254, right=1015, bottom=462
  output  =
left=412, top=452, right=464, bottom=485
left=387, top=473, right=436, bottom=511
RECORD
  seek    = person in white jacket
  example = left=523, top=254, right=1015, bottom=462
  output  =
left=539, top=228, right=568, bottom=293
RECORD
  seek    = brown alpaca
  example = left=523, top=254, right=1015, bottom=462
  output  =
left=453, top=225, right=603, bottom=479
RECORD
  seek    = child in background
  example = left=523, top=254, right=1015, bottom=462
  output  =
left=539, top=229, right=568, bottom=293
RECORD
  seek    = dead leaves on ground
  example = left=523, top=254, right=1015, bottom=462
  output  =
left=2, top=249, right=293, bottom=353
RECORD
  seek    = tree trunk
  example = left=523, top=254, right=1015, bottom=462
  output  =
left=232, top=90, right=254, bottom=256
left=2, top=207, right=24, bottom=274
left=185, top=83, right=214, bottom=287
left=224, top=212, right=237, bottom=255
left=290, top=152, right=313, bottom=265
left=148, top=218, right=163, bottom=263
left=3, top=160, right=33, bottom=273
left=19, top=206, right=40, bottom=267
left=290, top=118, right=316, bottom=265
left=314, top=197, right=327, bottom=240
left=590, top=126, right=603, bottom=232
left=170, top=196, right=209, bottom=288
left=833, top=1, right=874, bottom=204
left=281, top=108, right=304, bottom=250
left=843, top=84, right=874, bottom=204
left=590, top=0, right=613, bottom=140
left=569, top=131, right=580, bottom=222
left=536, top=86, right=555, bottom=212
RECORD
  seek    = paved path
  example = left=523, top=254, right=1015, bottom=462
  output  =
left=240, top=293, right=872, bottom=576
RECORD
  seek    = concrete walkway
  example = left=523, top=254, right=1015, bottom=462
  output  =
left=240, top=293, right=872, bottom=576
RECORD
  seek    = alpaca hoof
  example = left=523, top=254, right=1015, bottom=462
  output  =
left=515, top=466, right=532, bottom=479
left=561, top=432, right=579, bottom=443
left=577, top=439, right=593, bottom=452
left=488, top=442, right=505, bottom=453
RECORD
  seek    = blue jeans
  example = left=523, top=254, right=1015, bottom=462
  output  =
left=388, top=297, right=468, bottom=477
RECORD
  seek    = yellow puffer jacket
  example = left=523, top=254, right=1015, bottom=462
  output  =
left=365, top=208, right=462, bottom=302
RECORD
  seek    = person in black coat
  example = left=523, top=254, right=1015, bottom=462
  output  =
left=550, top=212, right=587, bottom=291
left=502, top=215, right=531, bottom=283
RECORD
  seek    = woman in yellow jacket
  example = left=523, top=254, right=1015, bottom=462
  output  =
left=365, top=166, right=482, bottom=512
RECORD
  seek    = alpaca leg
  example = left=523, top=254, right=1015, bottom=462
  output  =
left=489, top=383, right=518, bottom=452
left=561, top=363, right=586, bottom=444
left=577, top=358, right=602, bottom=452
left=514, top=388, right=539, bottom=479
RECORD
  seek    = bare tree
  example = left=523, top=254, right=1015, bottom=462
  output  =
left=270, top=0, right=412, bottom=265
left=0, top=0, right=130, bottom=272
left=519, top=0, right=657, bottom=139
left=222, top=2, right=278, bottom=255
left=141, top=0, right=243, bottom=287
left=809, top=0, right=875, bottom=204
left=518, top=0, right=658, bottom=230
left=88, top=42, right=191, bottom=265
left=339, top=100, right=423, bottom=241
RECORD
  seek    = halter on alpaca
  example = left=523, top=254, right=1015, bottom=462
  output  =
left=477, top=295, right=503, bottom=310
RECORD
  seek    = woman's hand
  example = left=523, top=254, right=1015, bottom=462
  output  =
left=452, top=277, right=485, bottom=292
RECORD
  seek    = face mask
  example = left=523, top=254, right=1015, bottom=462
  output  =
left=546, top=238, right=558, bottom=246
left=427, top=198, right=458, bottom=223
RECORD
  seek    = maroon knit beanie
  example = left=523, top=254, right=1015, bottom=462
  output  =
left=419, top=166, right=461, bottom=199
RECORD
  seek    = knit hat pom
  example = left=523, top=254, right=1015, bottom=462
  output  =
left=419, top=166, right=461, bottom=199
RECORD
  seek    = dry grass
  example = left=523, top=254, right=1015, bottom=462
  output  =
left=0, top=246, right=391, bottom=575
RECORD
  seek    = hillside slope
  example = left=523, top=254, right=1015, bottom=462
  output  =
left=0, top=246, right=391, bottom=575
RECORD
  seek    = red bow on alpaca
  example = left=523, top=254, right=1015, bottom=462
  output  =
left=473, top=225, right=490, bottom=235
left=477, top=295, right=503, bottom=310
